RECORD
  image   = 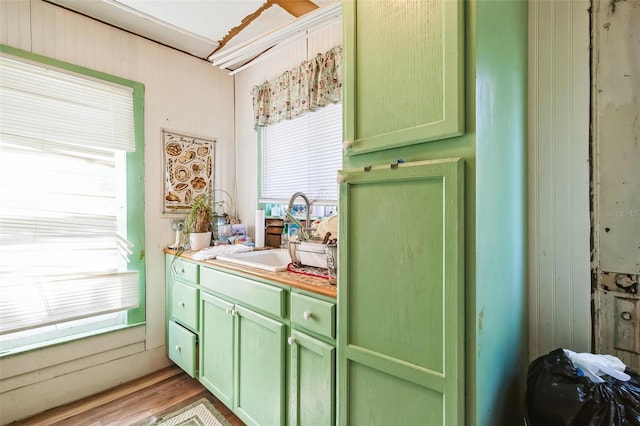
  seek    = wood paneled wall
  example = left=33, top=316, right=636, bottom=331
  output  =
left=527, top=0, right=591, bottom=360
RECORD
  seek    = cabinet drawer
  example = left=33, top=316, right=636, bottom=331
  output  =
left=168, top=320, right=197, bottom=378
left=200, top=266, right=286, bottom=319
left=291, top=292, right=336, bottom=339
left=170, top=257, right=199, bottom=284
left=171, top=281, right=199, bottom=331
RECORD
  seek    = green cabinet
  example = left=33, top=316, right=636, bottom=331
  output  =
left=200, top=292, right=235, bottom=407
left=288, top=330, right=335, bottom=426
left=338, top=159, right=465, bottom=425
left=199, top=266, right=286, bottom=426
left=235, top=305, right=286, bottom=426
left=167, top=256, right=337, bottom=425
left=288, top=291, right=337, bottom=426
left=343, top=0, right=464, bottom=155
left=165, top=254, right=200, bottom=378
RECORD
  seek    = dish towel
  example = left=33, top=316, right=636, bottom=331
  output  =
left=192, top=244, right=253, bottom=260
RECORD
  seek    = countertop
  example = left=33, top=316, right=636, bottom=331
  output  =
left=164, top=248, right=337, bottom=299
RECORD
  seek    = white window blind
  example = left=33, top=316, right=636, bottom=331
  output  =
left=261, top=103, right=342, bottom=204
left=0, top=54, right=139, bottom=336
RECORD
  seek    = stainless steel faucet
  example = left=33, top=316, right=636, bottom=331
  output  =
left=285, top=192, right=310, bottom=240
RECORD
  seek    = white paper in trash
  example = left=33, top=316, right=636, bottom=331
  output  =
left=563, top=349, right=631, bottom=383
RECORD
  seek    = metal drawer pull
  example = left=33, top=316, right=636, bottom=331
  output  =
left=287, top=336, right=296, bottom=346
left=303, top=311, right=312, bottom=320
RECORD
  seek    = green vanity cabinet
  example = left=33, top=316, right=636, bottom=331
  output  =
left=342, top=0, right=464, bottom=155
left=199, top=266, right=287, bottom=426
left=288, top=291, right=337, bottom=426
left=167, top=255, right=337, bottom=425
left=338, top=159, right=465, bottom=425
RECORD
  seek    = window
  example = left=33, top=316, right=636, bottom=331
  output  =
left=0, top=47, right=145, bottom=353
left=260, top=102, right=342, bottom=206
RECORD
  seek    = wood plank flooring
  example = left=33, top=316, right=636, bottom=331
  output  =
left=11, top=366, right=244, bottom=426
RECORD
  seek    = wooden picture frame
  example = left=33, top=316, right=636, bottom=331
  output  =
left=162, top=129, right=216, bottom=215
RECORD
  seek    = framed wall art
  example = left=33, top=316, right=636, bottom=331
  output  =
left=162, top=129, right=216, bottom=215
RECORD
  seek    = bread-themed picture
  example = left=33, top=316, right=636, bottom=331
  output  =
left=162, top=130, right=216, bottom=213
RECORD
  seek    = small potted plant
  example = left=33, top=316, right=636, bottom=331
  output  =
left=184, top=193, right=214, bottom=250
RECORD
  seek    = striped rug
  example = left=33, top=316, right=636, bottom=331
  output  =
left=153, top=398, right=231, bottom=426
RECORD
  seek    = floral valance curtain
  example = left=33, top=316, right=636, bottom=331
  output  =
left=251, top=45, right=342, bottom=128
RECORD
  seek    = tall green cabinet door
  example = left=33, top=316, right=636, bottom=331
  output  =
left=200, top=292, right=235, bottom=408
left=288, top=330, right=336, bottom=426
left=343, top=0, right=464, bottom=155
left=234, top=305, right=286, bottom=426
left=338, top=158, right=465, bottom=425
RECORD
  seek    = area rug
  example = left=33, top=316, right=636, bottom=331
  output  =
left=152, top=398, right=232, bottom=426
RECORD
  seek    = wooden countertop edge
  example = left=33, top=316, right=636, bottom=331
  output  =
left=164, top=248, right=337, bottom=299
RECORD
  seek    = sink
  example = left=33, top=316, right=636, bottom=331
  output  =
left=216, top=249, right=291, bottom=272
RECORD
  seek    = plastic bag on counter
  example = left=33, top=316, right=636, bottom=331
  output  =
left=525, top=348, right=640, bottom=426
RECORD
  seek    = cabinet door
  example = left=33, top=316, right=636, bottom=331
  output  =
left=200, top=292, right=235, bottom=408
left=288, top=330, right=335, bottom=426
left=343, top=0, right=464, bottom=155
left=338, top=159, right=465, bottom=425
left=234, top=305, right=286, bottom=426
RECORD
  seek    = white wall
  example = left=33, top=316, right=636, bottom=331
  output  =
left=233, top=22, right=342, bottom=236
left=528, top=0, right=592, bottom=359
left=0, top=1, right=234, bottom=423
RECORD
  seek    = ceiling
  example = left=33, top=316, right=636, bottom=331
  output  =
left=46, top=0, right=339, bottom=66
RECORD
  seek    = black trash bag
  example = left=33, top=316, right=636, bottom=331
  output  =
left=525, top=348, right=640, bottom=426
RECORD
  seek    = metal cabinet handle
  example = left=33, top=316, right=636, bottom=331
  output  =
left=287, top=336, right=296, bottom=346
left=179, top=302, right=185, bottom=308
left=303, top=311, right=312, bottom=320
left=225, top=308, right=232, bottom=315
left=175, top=345, right=181, bottom=352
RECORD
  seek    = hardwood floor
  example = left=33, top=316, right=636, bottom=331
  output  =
left=11, top=366, right=244, bottom=426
